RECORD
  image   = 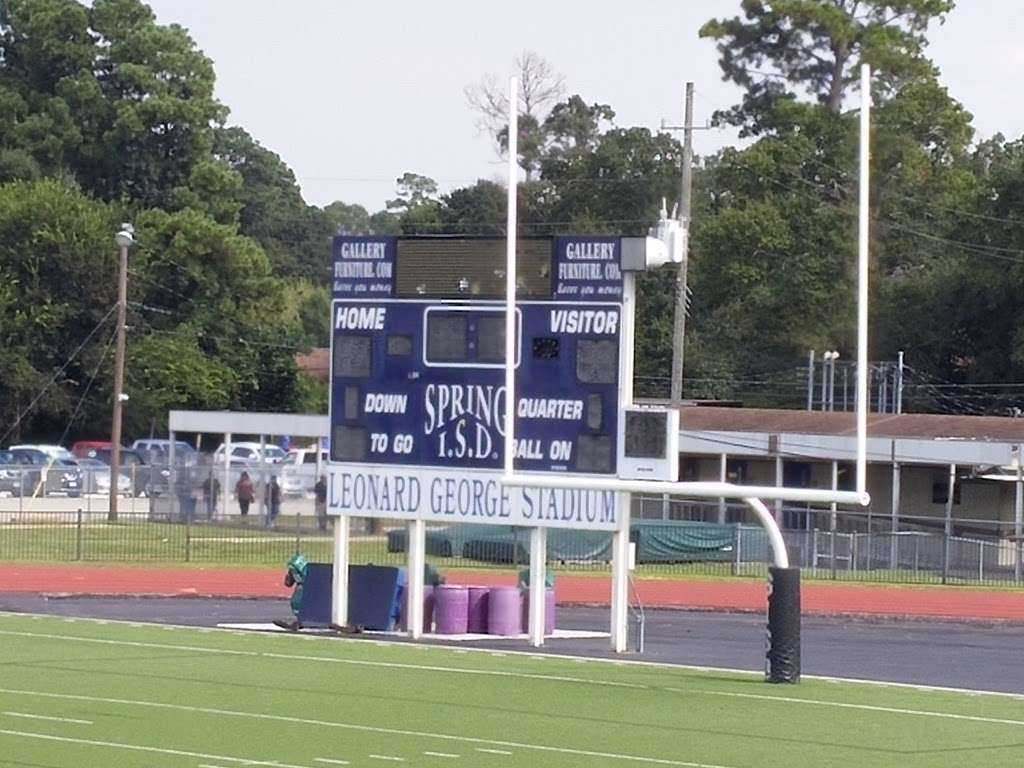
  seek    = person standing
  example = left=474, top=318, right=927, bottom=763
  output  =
left=265, top=476, right=281, bottom=528
left=235, top=471, right=254, bottom=517
left=201, top=472, right=220, bottom=519
left=314, top=475, right=328, bottom=531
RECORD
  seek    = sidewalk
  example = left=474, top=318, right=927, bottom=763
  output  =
left=2, top=564, right=1023, bottom=622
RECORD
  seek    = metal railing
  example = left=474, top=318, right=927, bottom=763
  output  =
left=2, top=485, right=1022, bottom=587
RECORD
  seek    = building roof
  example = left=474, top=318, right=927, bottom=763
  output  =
left=676, top=406, right=1024, bottom=443
left=295, top=348, right=329, bottom=382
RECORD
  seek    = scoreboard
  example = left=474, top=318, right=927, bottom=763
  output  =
left=327, top=235, right=631, bottom=530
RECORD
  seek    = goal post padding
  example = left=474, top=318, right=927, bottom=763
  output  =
left=766, top=566, right=801, bottom=684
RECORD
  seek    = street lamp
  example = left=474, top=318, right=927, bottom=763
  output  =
left=109, top=223, right=134, bottom=521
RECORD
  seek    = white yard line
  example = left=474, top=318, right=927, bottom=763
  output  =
left=0, top=729, right=309, bottom=768
left=0, top=629, right=643, bottom=690
left=314, top=759, right=350, bottom=765
left=693, top=689, right=1024, bottom=728
left=0, top=687, right=733, bottom=768
left=476, top=747, right=513, bottom=755
left=368, top=755, right=405, bottom=762
left=423, top=751, right=460, bottom=758
left=2, top=711, right=92, bottom=725
left=0, top=629, right=256, bottom=658
left=3, top=610, right=1023, bottom=701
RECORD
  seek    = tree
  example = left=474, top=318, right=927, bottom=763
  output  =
left=213, top=126, right=332, bottom=278
left=0, top=178, right=117, bottom=438
left=700, top=0, right=955, bottom=133
left=439, top=180, right=506, bottom=235
left=466, top=51, right=565, bottom=179
left=323, top=200, right=370, bottom=234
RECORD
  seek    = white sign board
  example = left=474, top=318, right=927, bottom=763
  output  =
left=328, top=465, right=623, bottom=531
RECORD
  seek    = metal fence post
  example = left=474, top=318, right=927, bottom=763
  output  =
left=732, top=524, right=741, bottom=576
left=830, top=530, right=837, bottom=580
left=942, top=530, right=950, bottom=585
left=979, top=540, right=984, bottom=583
left=185, top=514, right=191, bottom=562
left=75, top=508, right=83, bottom=561
left=295, top=508, right=302, bottom=554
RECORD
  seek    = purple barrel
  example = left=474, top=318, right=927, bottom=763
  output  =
left=521, top=588, right=557, bottom=635
left=399, top=585, right=435, bottom=633
left=434, top=585, right=469, bottom=634
left=486, top=587, right=522, bottom=636
left=467, top=586, right=490, bottom=634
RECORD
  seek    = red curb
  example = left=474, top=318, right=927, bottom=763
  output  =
left=2, top=564, right=1024, bottom=622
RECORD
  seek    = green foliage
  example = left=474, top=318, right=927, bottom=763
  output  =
left=0, top=2, right=323, bottom=442
left=700, top=0, right=955, bottom=132
left=0, top=178, right=116, bottom=437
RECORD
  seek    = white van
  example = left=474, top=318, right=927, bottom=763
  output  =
left=211, top=442, right=287, bottom=465
left=281, top=447, right=327, bottom=496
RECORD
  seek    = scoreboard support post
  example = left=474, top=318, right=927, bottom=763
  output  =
left=331, top=514, right=350, bottom=628
left=610, top=507, right=631, bottom=653
left=408, top=519, right=426, bottom=639
left=528, top=527, right=548, bottom=647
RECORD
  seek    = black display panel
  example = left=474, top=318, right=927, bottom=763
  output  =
left=395, top=238, right=552, bottom=298
left=333, top=335, right=372, bottom=378
left=624, top=411, right=668, bottom=459
left=576, top=434, right=613, bottom=472
left=476, top=315, right=506, bottom=363
left=426, top=314, right=468, bottom=362
left=332, top=425, right=368, bottom=462
left=576, top=339, right=618, bottom=384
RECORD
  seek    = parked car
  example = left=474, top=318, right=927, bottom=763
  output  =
left=9, top=444, right=75, bottom=462
left=76, top=457, right=132, bottom=496
left=86, top=447, right=161, bottom=497
left=281, top=447, right=327, bottom=496
left=0, top=450, right=40, bottom=497
left=212, top=442, right=287, bottom=465
left=71, top=440, right=113, bottom=460
left=132, top=439, right=198, bottom=467
left=6, top=448, right=81, bottom=497
left=54, top=458, right=84, bottom=497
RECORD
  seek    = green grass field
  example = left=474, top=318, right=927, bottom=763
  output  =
left=0, top=613, right=1022, bottom=767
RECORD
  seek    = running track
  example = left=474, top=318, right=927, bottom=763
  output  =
left=2, top=564, right=1023, bottom=622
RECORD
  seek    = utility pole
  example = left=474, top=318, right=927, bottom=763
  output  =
left=670, top=83, right=695, bottom=404
left=109, top=224, right=135, bottom=522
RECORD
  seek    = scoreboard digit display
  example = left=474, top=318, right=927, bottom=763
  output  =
left=328, top=235, right=630, bottom=530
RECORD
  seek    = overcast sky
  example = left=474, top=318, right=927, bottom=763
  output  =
left=146, top=0, right=1024, bottom=212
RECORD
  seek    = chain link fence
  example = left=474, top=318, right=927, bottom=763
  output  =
left=2, top=478, right=1023, bottom=586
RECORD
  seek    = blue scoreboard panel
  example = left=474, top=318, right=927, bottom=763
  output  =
left=328, top=235, right=627, bottom=528
left=327, top=237, right=630, bottom=532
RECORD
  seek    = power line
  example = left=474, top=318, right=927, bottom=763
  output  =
left=0, top=305, right=118, bottom=446
left=57, top=325, right=118, bottom=446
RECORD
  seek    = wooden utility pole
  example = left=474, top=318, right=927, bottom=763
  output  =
left=109, top=224, right=134, bottom=521
left=670, top=82, right=695, bottom=404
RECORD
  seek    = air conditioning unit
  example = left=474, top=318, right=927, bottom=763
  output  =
left=617, top=406, right=680, bottom=482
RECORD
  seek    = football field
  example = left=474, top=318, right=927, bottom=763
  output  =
left=0, top=612, right=1022, bottom=768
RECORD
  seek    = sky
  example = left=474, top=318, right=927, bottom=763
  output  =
left=146, top=0, right=1024, bottom=212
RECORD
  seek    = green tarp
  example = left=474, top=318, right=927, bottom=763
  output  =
left=386, top=520, right=766, bottom=565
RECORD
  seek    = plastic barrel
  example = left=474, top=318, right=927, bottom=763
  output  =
left=486, top=587, right=522, bottom=636
left=467, top=586, right=490, bottom=634
left=521, top=588, right=556, bottom=635
left=434, top=585, right=469, bottom=635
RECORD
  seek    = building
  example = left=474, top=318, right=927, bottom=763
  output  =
left=668, top=406, right=1024, bottom=541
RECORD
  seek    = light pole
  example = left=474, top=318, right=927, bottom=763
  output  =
left=109, top=223, right=135, bottom=522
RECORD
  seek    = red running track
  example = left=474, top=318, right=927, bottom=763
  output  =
left=2, top=564, right=1023, bottom=622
